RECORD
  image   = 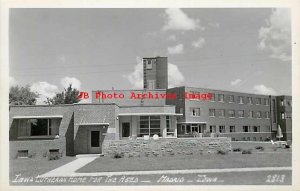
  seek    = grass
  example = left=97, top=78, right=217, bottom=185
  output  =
left=76, top=152, right=292, bottom=173
left=10, top=157, right=75, bottom=182
left=231, top=141, right=291, bottom=152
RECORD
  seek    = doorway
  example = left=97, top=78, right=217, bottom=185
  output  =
left=122, top=122, right=130, bottom=138
left=88, top=130, right=101, bottom=154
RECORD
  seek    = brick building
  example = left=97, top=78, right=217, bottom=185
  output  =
left=9, top=56, right=292, bottom=158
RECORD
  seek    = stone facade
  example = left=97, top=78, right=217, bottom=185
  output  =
left=102, top=137, right=232, bottom=157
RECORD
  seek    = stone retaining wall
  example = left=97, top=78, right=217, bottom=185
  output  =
left=102, top=137, right=232, bottom=157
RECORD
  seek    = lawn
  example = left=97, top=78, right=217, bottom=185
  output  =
left=10, top=156, right=75, bottom=183
left=231, top=141, right=291, bottom=152
left=76, top=152, right=292, bottom=173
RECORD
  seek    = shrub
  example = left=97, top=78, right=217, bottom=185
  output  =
left=242, top=149, right=252, bottom=154
left=255, top=146, right=265, bottom=151
left=145, top=151, right=150, bottom=157
left=113, top=151, right=124, bottom=159
left=233, top=148, right=241, bottom=152
left=48, top=154, right=60, bottom=160
left=217, top=150, right=228, bottom=155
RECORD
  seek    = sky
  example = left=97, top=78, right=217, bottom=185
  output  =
left=9, top=8, right=292, bottom=104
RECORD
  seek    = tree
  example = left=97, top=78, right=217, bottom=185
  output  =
left=45, top=84, right=81, bottom=105
left=9, top=85, right=39, bottom=105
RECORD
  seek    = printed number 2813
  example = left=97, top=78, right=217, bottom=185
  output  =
left=266, top=174, right=285, bottom=183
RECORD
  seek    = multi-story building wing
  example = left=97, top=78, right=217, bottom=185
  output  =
left=167, top=86, right=291, bottom=142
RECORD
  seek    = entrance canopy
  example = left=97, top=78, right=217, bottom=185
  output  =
left=76, top=122, right=109, bottom=126
left=118, top=105, right=182, bottom=117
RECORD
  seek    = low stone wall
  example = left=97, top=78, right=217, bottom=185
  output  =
left=102, top=137, right=232, bottom=157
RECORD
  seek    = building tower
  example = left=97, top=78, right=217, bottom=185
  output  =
left=143, top=56, right=168, bottom=90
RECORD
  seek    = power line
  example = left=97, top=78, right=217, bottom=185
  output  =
left=11, top=58, right=276, bottom=77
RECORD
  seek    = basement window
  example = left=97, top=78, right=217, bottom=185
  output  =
left=18, top=150, right=28, bottom=158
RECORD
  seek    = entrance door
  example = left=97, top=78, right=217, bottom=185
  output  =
left=122, top=123, right=130, bottom=138
left=89, top=130, right=101, bottom=153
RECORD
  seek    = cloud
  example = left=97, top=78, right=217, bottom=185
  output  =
left=230, top=79, right=242, bottom=86
left=168, top=63, right=185, bottom=88
left=60, top=76, right=81, bottom=90
left=9, top=76, right=17, bottom=87
left=258, top=9, right=291, bottom=61
left=30, top=82, right=58, bottom=104
left=168, top=44, right=184, bottom=54
left=167, top=34, right=177, bottom=41
left=208, top=22, right=220, bottom=28
left=253, top=84, right=277, bottom=95
left=123, top=57, right=144, bottom=89
left=192, top=37, right=205, bottom=48
left=162, top=8, right=204, bottom=31
left=124, top=57, right=185, bottom=89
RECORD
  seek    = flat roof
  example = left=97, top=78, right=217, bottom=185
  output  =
left=119, top=113, right=183, bottom=116
left=168, top=86, right=292, bottom=97
left=13, top=115, right=63, bottom=119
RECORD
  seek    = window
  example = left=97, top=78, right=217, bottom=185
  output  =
left=256, top=111, right=262, bottom=119
left=247, top=137, right=250, bottom=141
left=18, top=150, right=28, bottom=158
left=286, top=112, right=292, bottom=119
left=264, top=98, right=270, bottom=106
left=238, top=96, right=244, bottom=104
left=265, top=111, right=270, bottom=119
left=191, top=124, right=199, bottom=133
left=242, top=137, right=246, bottom=141
left=166, top=116, right=170, bottom=132
left=145, top=59, right=153, bottom=69
left=229, top=95, right=234, bottom=103
left=210, top=93, right=215, bottom=102
left=249, top=111, right=254, bottom=118
left=243, top=126, right=249, bottom=132
left=209, top=109, right=215, bottom=117
left=260, top=137, right=263, bottom=141
left=18, top=118, right=61, bottom=137
left=218, top=94, right=224, bottom=102
left=219, top=126, right=225, bottom=133
left=139, top=116, right=161, bottom=137
left=266, top=125, right=271, bottom=132
left=186, top=125, right=191, bottom=133
left=209, top=125, right=216, bottom=133
left=219, top=109, right=225, bottom=117
left=253, top=137, right=257, bottom=141
left=253, top=126, right=260, bottom=132
left=147, top=80, right=155, bottom=90
left=281, top=112, right=285, bottom=119
left=238, top=110, right=244, bottom=118
left=230, top=126, right=235, bottom=132
left=179, top=108, right=183, bottom=114
left=191, top=108, right=200, bottom=116
left=272, top=99, right=277, bottom=122
left=256, top=98, right=262, bottom=105
left=248, top=97, right=253, bottom=104
left=280, top=99, right=284, bottom=106
left=181, top=125, right=185, bottom=132
left=30, top=119, right=48, bottom=136
left=228, top=110, right=235, bottom=118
